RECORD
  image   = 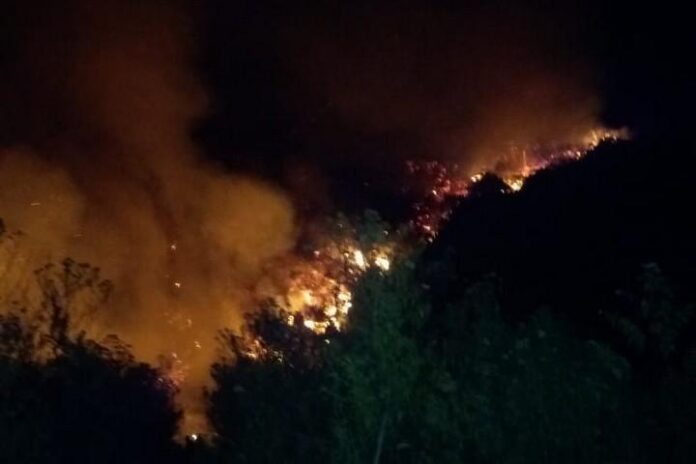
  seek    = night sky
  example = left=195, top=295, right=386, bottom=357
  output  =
left=197, top=0, right=691, bottom=216
left=196, top=1, right=690, bottom=159
left=1, top=0, right=691, bottom=217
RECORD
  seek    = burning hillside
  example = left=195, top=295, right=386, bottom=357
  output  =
left=0, top=0, right=630, bottom=438
left=407, top=127, right=629, bottom=239
left=248, top=126, right=628, bottom=348
left=263, top=212, right=398, bottom=335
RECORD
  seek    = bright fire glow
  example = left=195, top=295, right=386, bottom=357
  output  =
left=264, top=127, right=627, bottom=335
left=276, top=240, right=394, bottom=334
left=409, top=127, right=628, bottom=239
left=152, top=126, right=627, bottom=418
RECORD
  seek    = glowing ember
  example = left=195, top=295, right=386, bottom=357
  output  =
left=374, top=254, right=391, bottom=271
left=159, top=352, right=188, bottom=388
left=504, top=176, right=526, bottom=192
left=352, top=249, right=367, bottom=270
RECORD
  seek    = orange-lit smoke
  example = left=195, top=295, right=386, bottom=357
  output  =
left=279, top=2, right=604, bottom=173
left=0, top=0, right=622, bottom=437
left=0, top=0, right=294, bottom=434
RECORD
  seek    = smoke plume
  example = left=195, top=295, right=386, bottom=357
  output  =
left=0, top=0, right=609, bottom=435
left=0, top=0, right=295, bottom=433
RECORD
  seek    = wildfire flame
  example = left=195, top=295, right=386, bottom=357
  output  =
left=279, top=242, right=394, bottom=334
left=101, top=126, right=628, bottom=435
left=409, top=127, right=629, bottom=239
left=259, top=127, right=628, bottom=336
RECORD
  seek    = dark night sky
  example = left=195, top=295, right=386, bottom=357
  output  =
left=0, top=0, right=692, bottom=217
left=195, top=0, right=691, bottom=154
left=194, top=0, right=692, bottom=211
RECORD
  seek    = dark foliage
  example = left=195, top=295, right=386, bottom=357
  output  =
left=2, top=130, right=695, bottom=463
left=207, top=303, right=332, bottom=463
left=0, top=260, right=180, bottom=464
left=423, top=137, right=696, bottom=341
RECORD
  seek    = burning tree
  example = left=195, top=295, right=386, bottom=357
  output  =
left=265, top=210, right=405, bottom=335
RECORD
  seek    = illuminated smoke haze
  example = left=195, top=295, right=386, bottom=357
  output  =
left=0, top=0, right=608, bottom=434
left=0, top=0, right=295, bottom=433
left=273, top=1, right=601, bottom=174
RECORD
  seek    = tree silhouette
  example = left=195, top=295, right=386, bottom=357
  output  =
left=438, top=280, right=632, bottom=463
left=0, top=257, right=180, bottom=464
left=208, top=302, right=331, bottom=463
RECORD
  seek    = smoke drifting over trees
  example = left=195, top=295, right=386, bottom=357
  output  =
left=0, top=0, right=612, bottom=434
left=0, top=0, right=295, bottom=431
left=1, top=0, right=687, bottom=446
left=0, top=1, right=693, bottom=460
